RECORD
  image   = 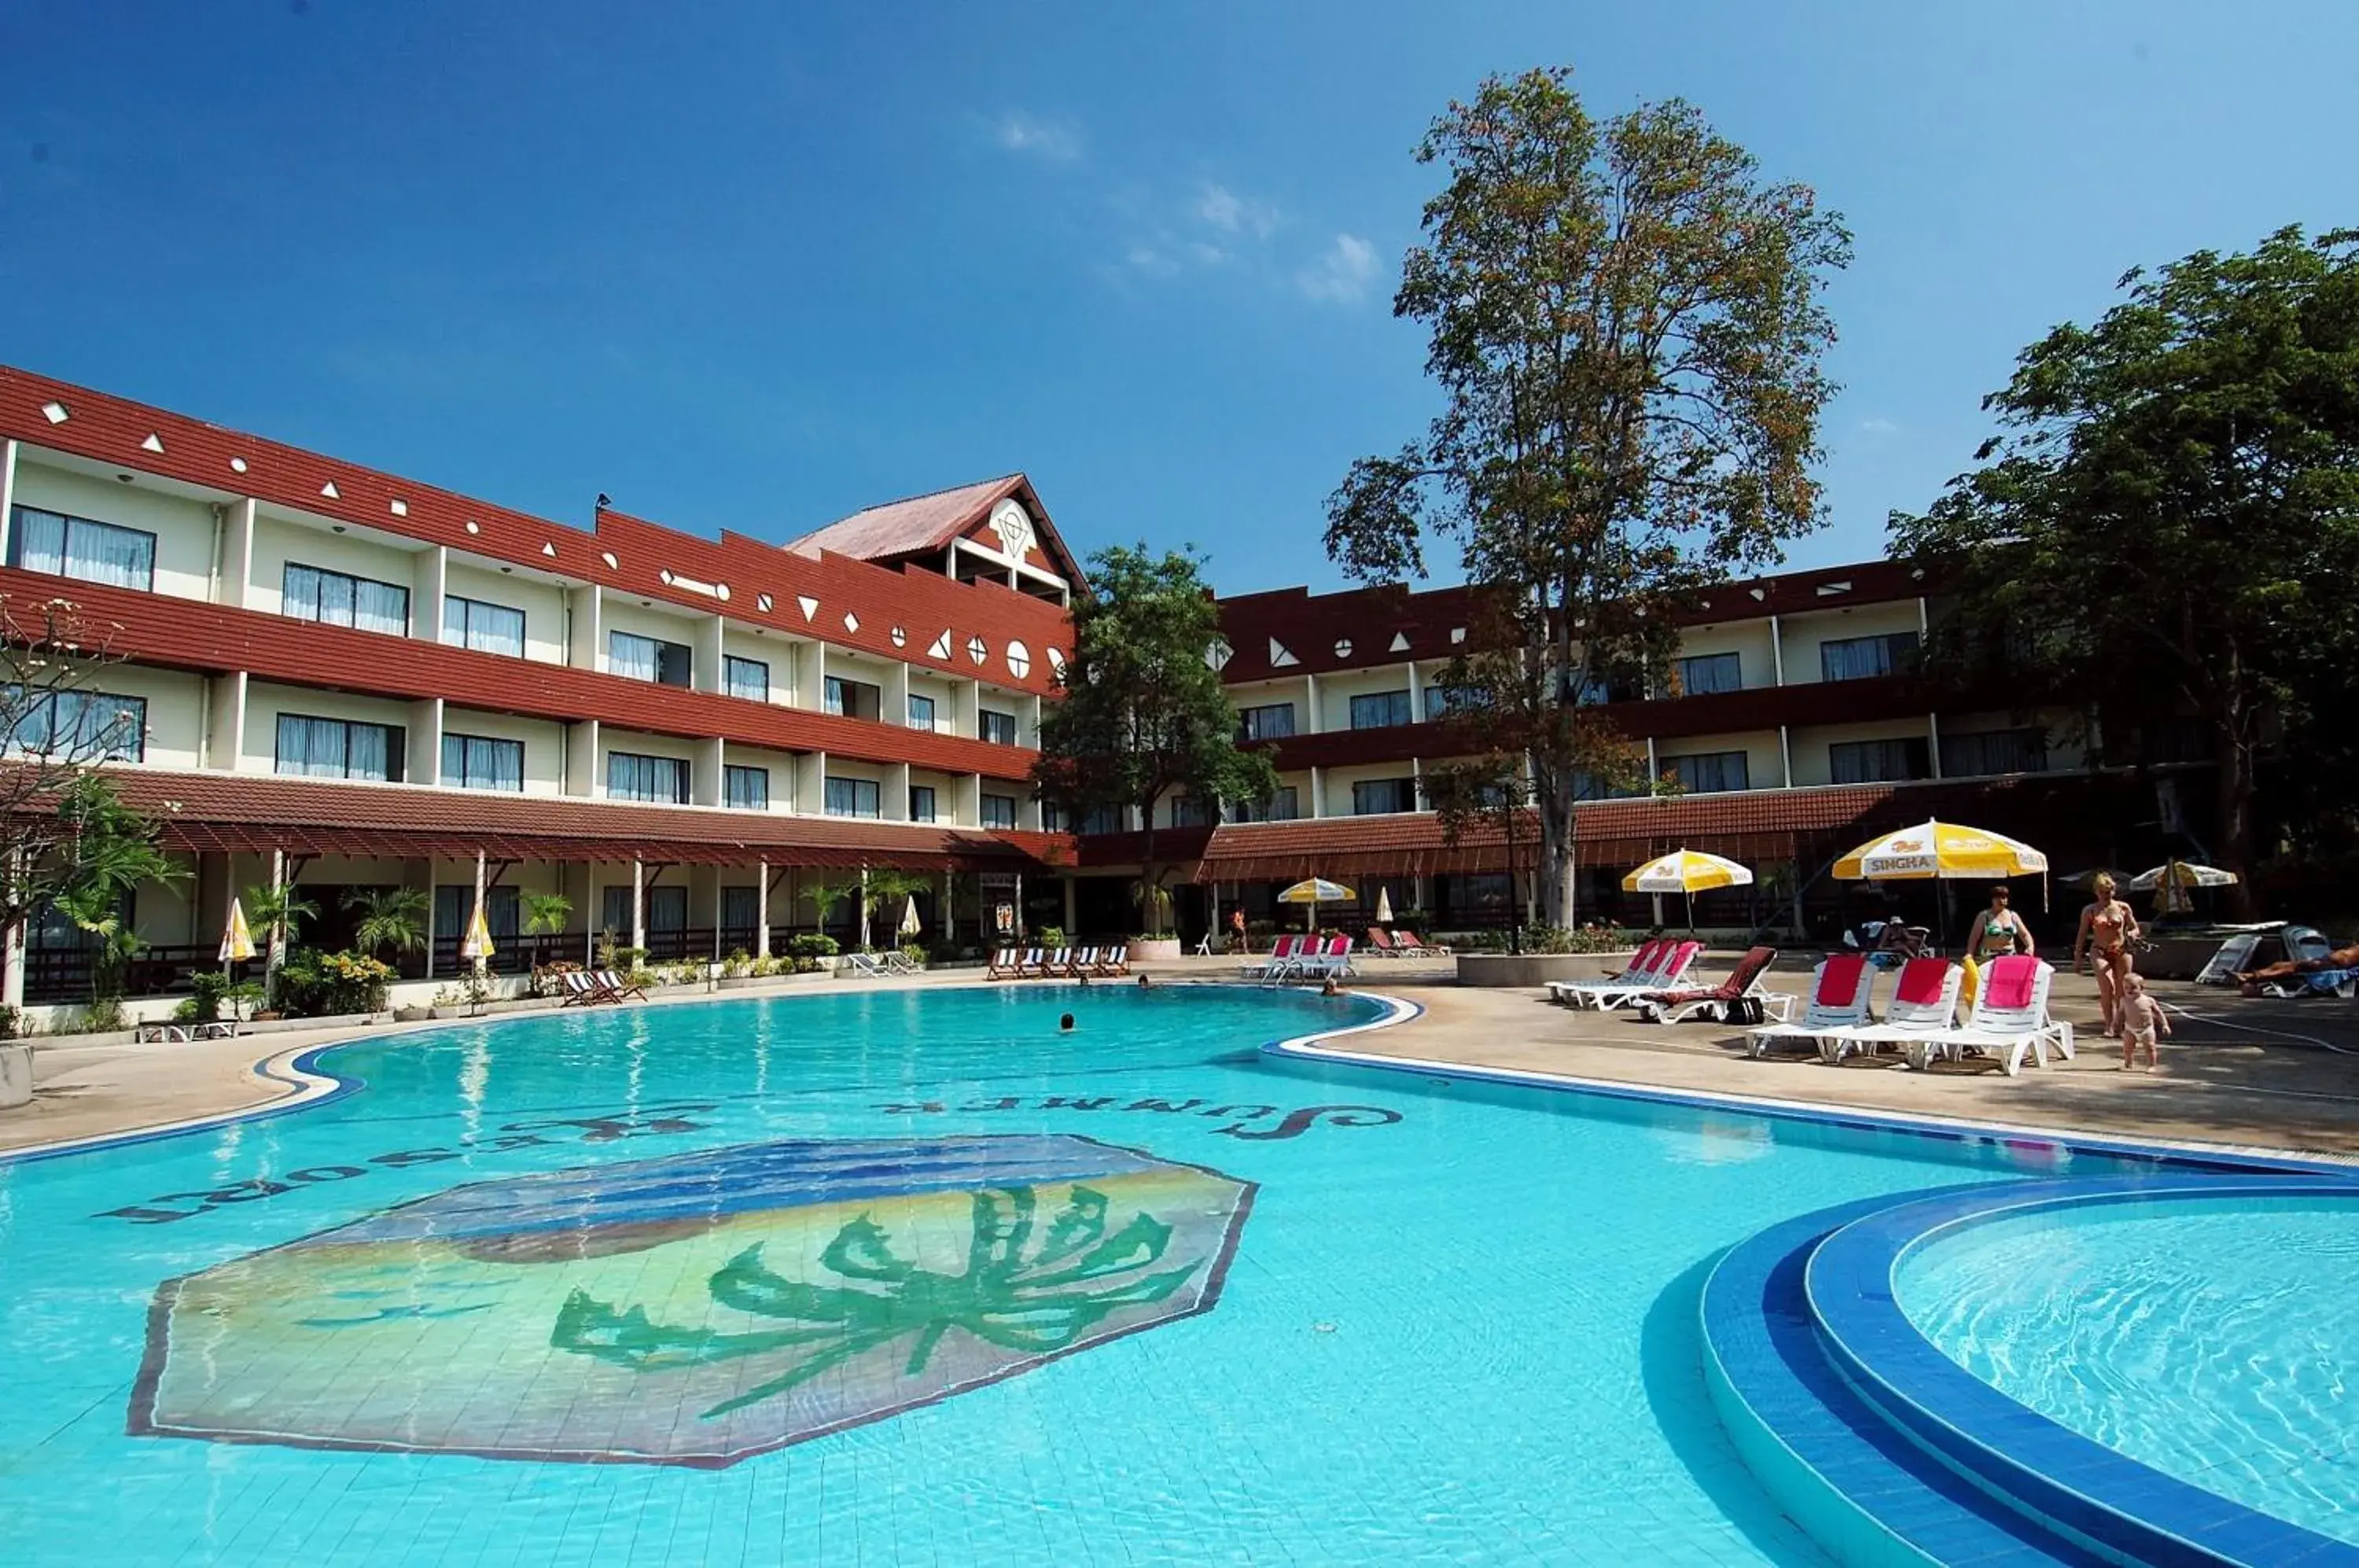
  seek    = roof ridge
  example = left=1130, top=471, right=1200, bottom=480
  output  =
left=794, top=473, right=1025, bottom=539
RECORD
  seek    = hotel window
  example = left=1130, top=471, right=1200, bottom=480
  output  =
left=1235, top=702, right=1296, bottom=742
left=1079, top=804, right=1124, bottom=835
left=1424, top=686, right=1486, bottom=720
left=607, top=750, right=690, bottom=803
left=440, top=733, right=524, bottom=791
left=275, top=714, right=403, bottom=782
left=284, top=563, right=410, bottom=636
left=1349, top=690, right=1413, bottom=730
left=1351, top=777, right=1417, bottom=815
left=1675, top=653, right=1743, bottom=697
left=825, top=776, right=881, bottom=818
left=1658, top=749, right=1750, bottom=793
left=1172, top=794, right=1214, bottom=828
left=441, top=594, right=525, bottom=657
left=907, top=693, right=938, bottom=731
left=601, top=884, right=686, bottom=935
left=1573, top=768, right=1644, bottom=801
left=609, top=630, right=692, bottom=687
left=7, top=506, right=156, bottom=591
left=722, top=885, right=760, bottom=938
left=1941, top=728, right=2049, bottom=778
left=981, top=793, right=1018, bottom=830
left=724, top=764, right=770, bottom=810
left=823, top=675, right=882, bottom=721
left=908, top=785, right=938, bottom=823
left=1830, top=737, right=1931, bottom=783
left=1820, top=631, right=1919, bottom=683
left=979, top=709, right=1018, bottom=746
left=1040, top=800, right=1066, bottom=831
left=436, top=884, right=519, bottom=946
left=7, top=689, right=146, bottom=764
left=724, top=656, right=771, bottom=702
left=1229, top=787, right=1299, bottom=823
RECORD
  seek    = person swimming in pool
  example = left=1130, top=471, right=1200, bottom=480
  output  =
left=2074, top=873, right=2140, bottom=1037
left=1969, top=884, right=2033, bottom=963
left=2117, top=972, right=2169, bottom=1070
left=1058, top=1012, right=1075, bottom=1032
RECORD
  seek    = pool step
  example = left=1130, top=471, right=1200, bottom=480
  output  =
left=1700, top=1194, right=2114, bottom=1568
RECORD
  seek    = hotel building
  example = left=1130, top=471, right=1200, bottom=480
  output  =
left=0, top=366, right=2153, bottom=1017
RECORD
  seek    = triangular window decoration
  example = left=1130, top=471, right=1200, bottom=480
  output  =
left=1388, top=631, right=1410, bottom=653
left=797, top=595, right=819, bottom=622
left=929, top=630, right=953, bottom=660
left=320, top=480, right=340, bottom=500
left=1268, top=638, right=1298, bottom=668
left=141, top=432, right=164, bottom=454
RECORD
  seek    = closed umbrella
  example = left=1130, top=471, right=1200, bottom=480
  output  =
left=1375, top=887, right=1394, bottom=926
left=900, top=895, right=922, bottom=939
left=1622, top=848, right=1753, bottom=931
left=1277, top=877, right=1354, bottom=933
left=461, top=902, right=495, bottom=966
left=218, top=897, right=256, bottom=971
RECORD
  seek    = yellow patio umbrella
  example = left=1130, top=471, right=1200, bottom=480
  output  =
left=1832, top=820, right=2048, bottom=882
left=1277, top=877, right=1354, bottom=933
left=1623, top=848, right=1754, bottom=931
left=460, top=902, right=495, bottom=966
left=218, top=897, right=256, bottom=967
left=2129, top=860, right=2236, bottom=916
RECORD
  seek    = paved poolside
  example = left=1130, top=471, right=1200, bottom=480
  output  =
left=7, top=956, right=2359, bottom=1160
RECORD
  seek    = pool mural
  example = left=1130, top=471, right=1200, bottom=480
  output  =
left=131, top=1135, right=1257, bottom=1467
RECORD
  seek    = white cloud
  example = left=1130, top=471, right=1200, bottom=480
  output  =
left=1296, top=233, right=1378, bottom=304
left=992, top=112, right=1081, bottom=162
left=1857, top=417, right=1901, bottom=438
left=1124, top=244, right=1180, bottom=277
left=1195, top=182, right=1279, bottom=239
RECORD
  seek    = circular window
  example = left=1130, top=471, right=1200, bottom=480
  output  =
left=890, top=625, right=907, bottom=648
left=1007, top=641, right=1032, bottom=679
left=1334, top=638, right=1353, bottom=659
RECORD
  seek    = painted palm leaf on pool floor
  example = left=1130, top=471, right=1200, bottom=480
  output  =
left=551, top=1183, right=1205, bottom=1418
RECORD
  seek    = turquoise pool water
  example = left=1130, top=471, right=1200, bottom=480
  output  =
left=1, top=983, right=2138, bottom=1566
left=1897, top=1192, right=2359, bottom=1546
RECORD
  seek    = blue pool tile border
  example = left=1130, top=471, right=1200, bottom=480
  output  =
left=1803, top=1176, right=2359, bottom=1568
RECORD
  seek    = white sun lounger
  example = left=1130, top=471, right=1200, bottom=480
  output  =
left=1813, top=959, right=1962, bottom=1064
left=1904, top=956, right=2074, bottom=1076
left=1745, top=955, right=1875, bottom=1058
left=1565, top=940, right=1702, bottom=1012
left=1548, top=940, right=1668, bottom=1007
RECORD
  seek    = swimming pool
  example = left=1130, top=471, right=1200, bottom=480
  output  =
left=0, top=984, right=2295, bottom=1564
left=1897, top=1189, right=2359, bottom=1548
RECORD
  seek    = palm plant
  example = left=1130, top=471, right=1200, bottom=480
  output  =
left=344, top=886, right=429, bottom=961
left=242, top=882, right=319, bottom=1008
left=523, top=892, right=572, bottom=940
left=55, top=880, right=142, bottom=1025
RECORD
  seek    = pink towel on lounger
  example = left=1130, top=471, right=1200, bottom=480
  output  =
left=1982, top=955, right=2037, bottom=1011
left=1892, top=958, right=1949, bottom=1007
left=1817, top=954, right=1868, bottom=1008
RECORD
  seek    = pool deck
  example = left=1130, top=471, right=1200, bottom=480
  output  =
left=8, top=956, right=2359, bottom=1161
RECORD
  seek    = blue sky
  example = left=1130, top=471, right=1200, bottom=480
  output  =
left=3, top=2, right=2353, bottom=594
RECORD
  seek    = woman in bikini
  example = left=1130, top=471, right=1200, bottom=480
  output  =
left=2074, top=873, right=2140, bottom=1036
left=1968, top=885, right=2034, bottom=963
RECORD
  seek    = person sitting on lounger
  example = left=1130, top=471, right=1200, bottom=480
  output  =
left=2236, top=939, right=2359, bottom=987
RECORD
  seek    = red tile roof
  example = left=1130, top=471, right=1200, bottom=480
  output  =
left=785, top=474, right=1087, bottom=586
left=0, top=366, right=1073, bottom=698
left=79, top=767, right=1065, bottom=871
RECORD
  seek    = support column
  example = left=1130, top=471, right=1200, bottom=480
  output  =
left=1927, top=714, right=1944, bottom=779
left=940, top=868, right=955, bottom=947
left=1778, top=726, right=1794, bottom=789
left=1062, top=875, right=1076, bottom=933
left=0, top=439, right=16, bottom=566
left=1, top=847, right=24, bottom=1010
left=631, top=859, right=646, bottom=954
left=755, top=862, right=771, bottom=958
left=1769, top=614, right=1786, bottom=686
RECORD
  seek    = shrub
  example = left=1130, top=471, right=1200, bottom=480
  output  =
left=0, top=1004, right=19, bottom=1040
left=182, top=971, right=230, bottom=1025
left=786, top=933, right=839, bottom=973
left=900, top=942, right=927, bottom=967
left=278, top=949, right=396, bottom=1017
left=722, top=949, right=753, bottom=979
left=1036, top=925, right=1067, bottom=950
left=77, top=998, right=128, bottom=1034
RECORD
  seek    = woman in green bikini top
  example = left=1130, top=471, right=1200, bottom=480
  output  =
left=1969, top=884, right=2033, bottom=961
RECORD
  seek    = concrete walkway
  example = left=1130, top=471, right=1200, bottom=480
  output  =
left=8, top=954, right=2359, bottom=1163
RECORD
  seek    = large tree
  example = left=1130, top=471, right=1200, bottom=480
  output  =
left=1325, top=67, right=1850, bottom=924
left=1891, top=226, right=2359, bottom=895
left=1032, top=544, right=1278, bottom=937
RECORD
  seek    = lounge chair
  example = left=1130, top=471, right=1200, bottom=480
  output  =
left=1569, top=940, right=1703, bottom=1012
left=558, top=970, right=609, bottom=1007
left=1065, top=946, right=1099, bottom=977
left=590, top=970, right=647, bottom=1002
left=841, top=952, right=888, bottom=980
left=1636, top=946, right=1786, bottom=1026
left=1904, top=955, right=2073, bottom=1076
left=1815, top=958, right=1963, bottom=1064
left=1294, top=936, right=1355, bottom=981
left=1241, top=935, right=1301, bottom=979
left=986, top=947, right=1023, bottom=980
left=1094, top=944, right=1130, bottom=976
left=1393, top=930, right=1451, bottom=956
left=1547, top=940, right=1668, bottom=1007
left=1365, top=927, right=1402, bottom=958
left=1744, top=955, right=1875, bottom=1058
left=1006, top=946, right=1044, bottom=979
left=1032, top=947, right=1072, bottom=980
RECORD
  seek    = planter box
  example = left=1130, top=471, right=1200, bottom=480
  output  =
left=1456, top=952, right=1637, bottom=988
left=0, top=1043, right=31, bottom=1110
left=1130, top=939, right=1184, bottom=963
left=716, top=976, right=760, bottom=990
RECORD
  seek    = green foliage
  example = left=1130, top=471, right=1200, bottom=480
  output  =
left=1033, top=543, right=1276, bottom=936
left=1035, top=925, right=1067, bottom=950
left=0, top=1003, right=20, bottom=1040
left=179, top=970, right=231, bottom=1025
left=277, top=949, right=396, bottom=1018
left=522, top=892, right=572, bottom=938
left=344, top=886, right=429, bottom=961
left=1323, top=67, right=1848, bottom=925
left=786, top=933, right=839, bottom=973
left=550, top=1184, right=1203, bottom=1419
left=1893, top=226, right=2359, bottom=890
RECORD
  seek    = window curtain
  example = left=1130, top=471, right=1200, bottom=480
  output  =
left=354, top=580, right=407, bottom=636
left=727, top=767, right=768, bottom=809
left=10, top=509, right=65, bottom=575
left=1821, top=639, right=1886, bottom=682
left=609, top=753, right=686, bottom=803
left=278, top=715, right=343, bottom=777
left=344, top=721, right=391, bottom=780
left=726, top=658, right=769, bottom=701
left=1667, top=751, right=1749, bottom=793
left=66, top=516, right=153, bottom=588
left=609, top=632, right=659, bottom=683
left=1678, top=653, right=1743, bottom=696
